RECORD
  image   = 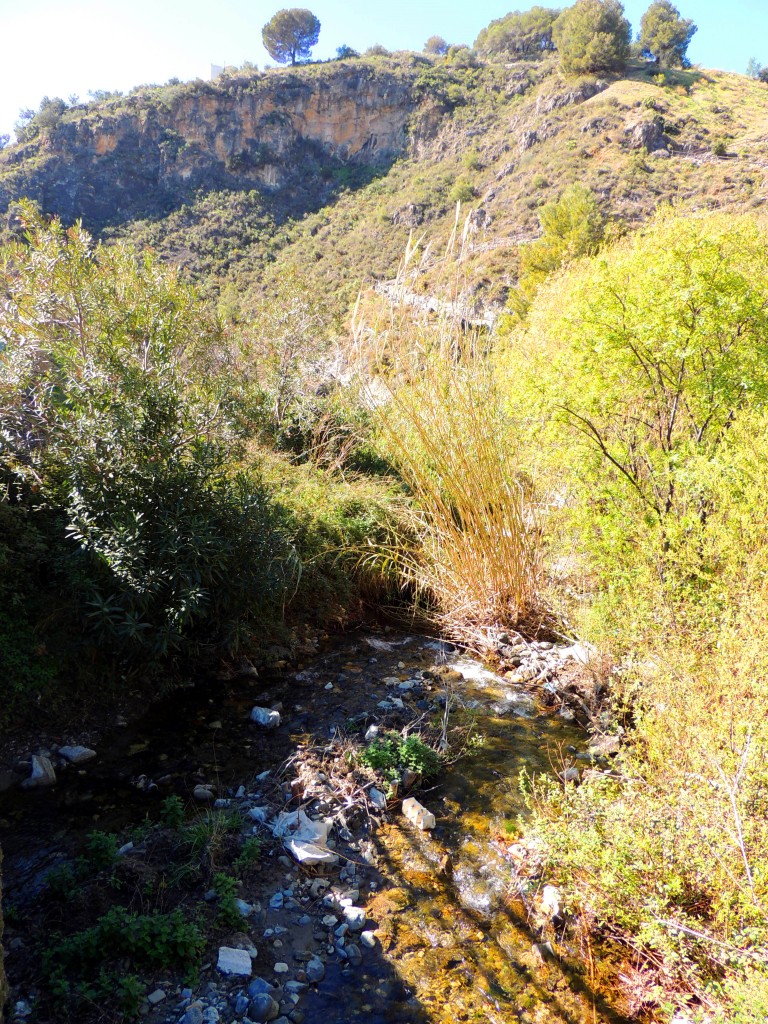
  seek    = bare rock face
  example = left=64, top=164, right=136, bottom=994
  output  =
left=625, top=117, right=669, bottom=152
left=0, top=64, right=418, bottom=234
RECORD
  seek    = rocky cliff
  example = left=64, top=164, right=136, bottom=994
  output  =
left=0, top=59, right=420, bottom=233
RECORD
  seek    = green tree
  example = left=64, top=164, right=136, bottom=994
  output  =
left=508, top=183, right=605, bottom=316
left=335, top=44, right=359, bottom=59
left=552, top=0, right=631, bottom=74
left=515, top=211, right=768, bottom=594
left=638, top=1, right=696, bottom=68
left=474, top=7, right=560, bottom=59
left=424, top=35, right=449, bottom=55
left=261, top=8, right=320, bottom=65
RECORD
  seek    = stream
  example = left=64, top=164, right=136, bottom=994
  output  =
left=0, top=631, right=622, bottom=1024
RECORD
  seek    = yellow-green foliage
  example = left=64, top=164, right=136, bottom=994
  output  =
left=503, top=210, right=768, bottom=1015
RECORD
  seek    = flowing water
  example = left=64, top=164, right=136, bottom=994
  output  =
left=0, top=632, right=623, bottom=1024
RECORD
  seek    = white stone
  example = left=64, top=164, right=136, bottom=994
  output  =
left=540, top=884, right=561, bottom=919
left=364, top=725, right=380, bottom=742
left=217, top=946, right=252, bottom=976
left=343, top=906, right=367, bottom=932
left=250, top=706, right=281, bottom=729
left=401, top=797, right=435, bottom=830
left=58, top=745, right=97, bottom=764
left=360, top=930, right=377, bottom=948
left=273, top=962, right=289, bottom=974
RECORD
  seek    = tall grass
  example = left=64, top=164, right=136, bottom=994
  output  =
left=352, top=212, right=542, bottom=644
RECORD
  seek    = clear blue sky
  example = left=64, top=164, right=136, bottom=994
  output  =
left=0, top=0, right=763, bottom=140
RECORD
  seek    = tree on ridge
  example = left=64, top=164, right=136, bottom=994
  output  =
left=262, top=8, right=321, bottom=65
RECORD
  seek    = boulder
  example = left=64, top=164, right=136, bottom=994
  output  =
left=21, top=755, right=56, bottom=790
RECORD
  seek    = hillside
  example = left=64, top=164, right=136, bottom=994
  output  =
left=2, top=52, right=768, bottom=314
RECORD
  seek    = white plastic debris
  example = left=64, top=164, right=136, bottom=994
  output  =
left=401, top=797, right=436, bottom=830
left=217, top=946, right=253, bottom=975
left=248, top=806, right=270, bottom=822
left=368, top=787, right=387, bottom=810
left=250, top=706, right=281, bottom=728
left=272, top=808, right=339, bottom=866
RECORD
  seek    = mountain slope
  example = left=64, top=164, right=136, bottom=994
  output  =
left=2, top=52, right=767, bottom=314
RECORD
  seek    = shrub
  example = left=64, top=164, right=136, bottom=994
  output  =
left=0, top=208, right=294, bottom=712
left=359, top=731, right=440, bottom=789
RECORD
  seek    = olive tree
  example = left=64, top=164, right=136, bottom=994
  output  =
left=262, top=8, right=320, bottom=65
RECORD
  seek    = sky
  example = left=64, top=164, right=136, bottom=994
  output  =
left=0, top=0, right=764, bottom=140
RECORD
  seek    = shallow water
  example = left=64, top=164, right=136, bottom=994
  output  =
left=0, top=631, right=620, bottom=1024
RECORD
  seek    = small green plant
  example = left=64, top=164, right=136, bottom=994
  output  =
left=83, top=830, right=120, bottom=871
left=359, top=732, right=440, bottom=791
left=712, top=138, right=728, bottom=157
left=234, top=836, right=263, bottom=872
left=45, top=863, right=78, bottom=899
left=44, top=907, right=203, bottom=1014
left=160, top=794, right=186, bottom=830
left=212, top=872, right=245, bottom=928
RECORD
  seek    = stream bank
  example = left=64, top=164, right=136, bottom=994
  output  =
left=1, top=630, right=626, bottom=1024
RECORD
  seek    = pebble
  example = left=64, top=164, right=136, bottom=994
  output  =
left=270, top=892, right=285, bottom=910
left=147, top=988, right=166, bottom=1005
left=306, top=958, right=325, bottom=983
left=360, top=930, right=377, bottom=948
left=249, top=993, right=280, bottom=1023
left=248, top=978, right=275, bottom=998
left=346, top=943, right=362, bottom=966
left=273, top=962, right=289, bottom=974
left=180, top=1008, right=204, bottom=1024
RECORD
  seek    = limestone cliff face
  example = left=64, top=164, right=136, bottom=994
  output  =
left=0, top=62, right=419, bottom=232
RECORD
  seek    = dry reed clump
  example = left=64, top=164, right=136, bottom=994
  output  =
left=350, top=211, right=543, bottom=646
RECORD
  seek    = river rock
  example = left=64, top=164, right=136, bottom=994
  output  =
left=360, top=930, right=377, bottom=948
left=249, top=992, right=280, bottom=1022
left=540, top=885, right=561, bottom=919
left=217, top=946, right=252, bottom=976
left=345, top=943, right=362, bottom=966
left=58, top=745, right=97, bottom=764
left=181, top=1008, right=204, bottom=1024
left=147, top=988, right=166, bottom=1005
left=193, top=784, right=215, bottom=802
left=248, top=978, right=276, bottom=998
left=250, top=706, right=281, bottom=729
left=343, top=906, right=367, bottom=931
left=21, top=755, right=56, bottom=789
left=589, top=734, right=621, bottom=757
left=306, top=957, right=325, bottom=983
left=401, top=797, right=435, bottom=830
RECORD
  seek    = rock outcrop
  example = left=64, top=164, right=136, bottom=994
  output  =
left=0, top=62, right=418, bottom=233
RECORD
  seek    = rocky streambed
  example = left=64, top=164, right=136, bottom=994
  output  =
left=0, top=631, right=624, bottom=1024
